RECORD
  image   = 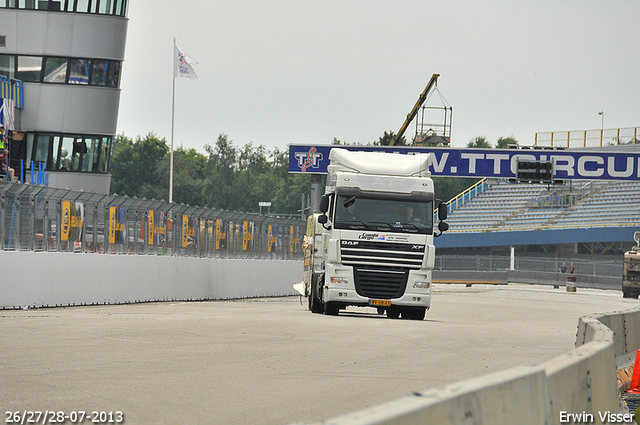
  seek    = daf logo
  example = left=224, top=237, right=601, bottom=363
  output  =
left=342, top=240, right=359, bottom=246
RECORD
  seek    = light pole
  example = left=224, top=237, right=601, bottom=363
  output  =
left=598, top=111, right=604, bottom=145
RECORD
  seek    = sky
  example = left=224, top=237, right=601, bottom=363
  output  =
left=116, top=1, right=640, bottom=154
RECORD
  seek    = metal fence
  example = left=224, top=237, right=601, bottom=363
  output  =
left=435, top=254, right=622, bottom=277
left=0, top=181, right=305, bottom=260
left=534, top=126, right=640, bottom=148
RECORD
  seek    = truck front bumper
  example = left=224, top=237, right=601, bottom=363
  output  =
left=323, top=265, right=432, bottom=309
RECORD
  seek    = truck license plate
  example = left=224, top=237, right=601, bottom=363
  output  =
left=369, top=299, right=391, bottom=307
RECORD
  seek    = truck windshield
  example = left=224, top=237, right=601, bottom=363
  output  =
left=333, top=195, right=433, bottom=234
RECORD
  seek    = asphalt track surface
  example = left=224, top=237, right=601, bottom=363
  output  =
left=2, top=284, right=637, bottom=425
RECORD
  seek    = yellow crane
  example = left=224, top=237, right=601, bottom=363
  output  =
left=390, top=73, right=440, bottom=146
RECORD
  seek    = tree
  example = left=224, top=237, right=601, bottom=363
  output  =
left=496, top=136, right=518, bottom=149
left=233, top=143, right=275, bottom=212
left=467, top=136, right=492, bottom=149
left=271, top=148, right=313, bottom=215
left=156, top=147, right=208, bottom=205
left=375, top=130, right=406, bottom=146
left=202, top=134, right=239, bottom=210
left=110, top=133, right=169, bottom=200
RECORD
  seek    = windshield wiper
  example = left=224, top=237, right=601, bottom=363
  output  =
left=337, top=220, right=368, bottom=230
left=367, top=222, right=393, bottom=230
left=397, top=223, right=420, bottom=232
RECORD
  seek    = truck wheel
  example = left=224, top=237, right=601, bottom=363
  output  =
left=386, top=307, right=400, bottom=319
left=324, top=301, right=339, bottom=316
left=309, top=274, right=324, bottom=314
left=410, top=308, right=426, bottom=321
left=400, top=307, right=426, bottom=320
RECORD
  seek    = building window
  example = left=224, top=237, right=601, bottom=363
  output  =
left=0, top=54, right=121, bottom=88
left=89, top=60, right=120, bottom=87
left=114, top=0, right=124, bottom=15
left=69, top=59, right=90, bottom=84
left=0, top=55, right=15, bottom=79
left=16, top=56, right=42, bottom=82
left=58, top=136, right=75, bottom=170
left=34, top=134, right=55, bottom=169
left=25, top=132, right=112, bottom=173
left=98, top=0, right=111, bottom=14
left=106, top=61, right=120, bottom=87
left=1, top=0, right=126, bottom=15
left=84, top=137, right=100, bottom=171
left=99, top=136, right=111, bottom=172
left=75, top=0, right=89, bottom=12
left=90, top=60, right=108, bottom=85
left=43, top=57, right=68, bottom=83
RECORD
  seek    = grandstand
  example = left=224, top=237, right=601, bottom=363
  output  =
left=446, top=180, right=640, bottom=232
left=438, top=179, right=640, bottom=255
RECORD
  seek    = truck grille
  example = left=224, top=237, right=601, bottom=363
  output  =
left=354, top=267, right=408, bottom=299
left=626, top=271, right=640, bottom=282
left=340, top=240, right=425, bottom=269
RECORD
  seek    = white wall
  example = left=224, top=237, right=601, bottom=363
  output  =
left=0, top=10, right=128, bottom=59
left=23, top=84, right=120, bottom=134
left=0, top=251, right=303, bottom=309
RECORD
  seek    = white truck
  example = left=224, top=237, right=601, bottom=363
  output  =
left=301, top=148, right=448, bottom=320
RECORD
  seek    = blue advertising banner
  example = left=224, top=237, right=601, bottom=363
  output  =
left=288, top=144, right=640, bottom=181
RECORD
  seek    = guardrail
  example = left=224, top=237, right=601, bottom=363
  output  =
left=0, top=181, right=305, bottom=260
left=535, top=127, right=640, bottom=148
left=446, top=219, right=640, bottom=234
left=443, top=178, right=488, bottom=215
left=299, top=307, right=640, bottom=425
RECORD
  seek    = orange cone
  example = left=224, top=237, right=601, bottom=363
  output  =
left=627, top=350, right=640, bottom=394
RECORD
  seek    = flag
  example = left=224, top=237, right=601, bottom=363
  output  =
left=174, top=43, right=198, bottom=80
left=0, top=98, right=15, bottom=130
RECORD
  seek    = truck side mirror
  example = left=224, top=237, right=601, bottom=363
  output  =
left=318, top=214, right=328, bottom=224
left=438, top=221, right=449, bottom=232
left=438, top=202, right=448, bottom=221
left=319, top=195, right=329, bottom=213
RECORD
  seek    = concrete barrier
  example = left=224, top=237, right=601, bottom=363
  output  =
left=0, top=251, right=303, bottom=309
left=311, top=367, right=551, bottom=425
left=299, top=307, right=640, bottom=425
left=543, top=319, right=621, bottom=424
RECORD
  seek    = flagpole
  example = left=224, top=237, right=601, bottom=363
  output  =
left=169, top=37, right=176, bottom=204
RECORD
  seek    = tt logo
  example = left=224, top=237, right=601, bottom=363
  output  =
left=295, top=147, right=323, bottom=172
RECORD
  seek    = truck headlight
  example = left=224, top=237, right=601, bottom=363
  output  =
left=413, top=282, right=431, bottom=289
left=330, top=277, right=349, bottom=284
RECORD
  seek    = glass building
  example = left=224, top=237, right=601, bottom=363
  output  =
left=0, top=0, right=128, bottom=194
